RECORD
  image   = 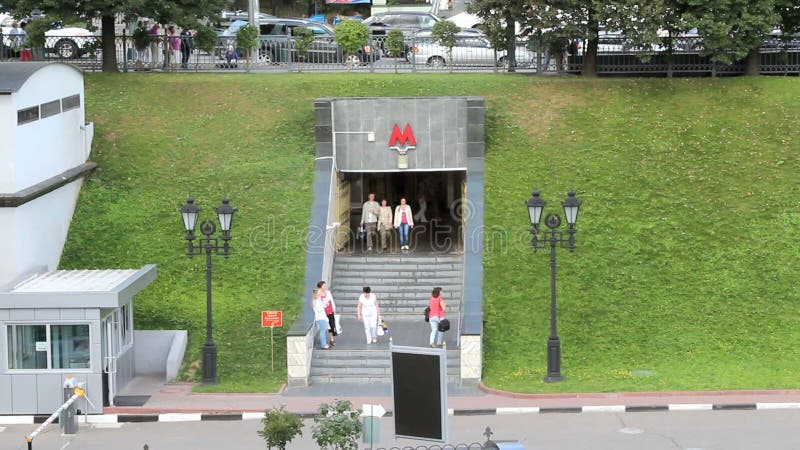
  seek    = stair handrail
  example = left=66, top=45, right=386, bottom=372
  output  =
left=320, top=164, right=339, bottom=285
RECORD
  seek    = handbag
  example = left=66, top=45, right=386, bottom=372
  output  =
left=334, top=313, right=343, bottom=335
left=424, top=307, right=430, bottom=322
left=376, top=316, right=385, bottom=336
left=437, top=318, right=450, bottom=332
left=357, top=225, right=366, bottom=240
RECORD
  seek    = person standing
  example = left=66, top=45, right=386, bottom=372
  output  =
left=9, top=21, right=22, bottom=58
left=148, top=22, right=161, bottom=69
left=377, top=198, right=393, bottom=251
left=180, top=28, right=194, bottom=69
left=167, top=26, right=181, bottom=71
left=360, top=192, right=380, bottom=252
left=393, top=197, right=414, bottom=251
left=428, top=287, right=446, bottom=347
left=312, top=288, right=329, bottom=349
left=317, top=281, right=337, bottom=346
left=356, top=286, right=380, bottom=344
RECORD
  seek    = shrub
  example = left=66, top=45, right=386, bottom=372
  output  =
left=334, top=20, right=369, bottom=70
left=257, top=406, right=303, bottom=450
left=312, top=400, right=362, bottom=450
left=385, top=29, right=406, bottom=60
left=193, top=25, right=218, bottom=55
left=293, top=26, right=315, bottom=67
left=431, top=20, right=460, bottom=72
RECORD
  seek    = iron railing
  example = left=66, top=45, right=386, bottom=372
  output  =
left=2, top=31, right=799, bottom=76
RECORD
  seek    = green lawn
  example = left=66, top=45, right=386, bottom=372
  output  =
left=63, top=74, right=800, bottom=393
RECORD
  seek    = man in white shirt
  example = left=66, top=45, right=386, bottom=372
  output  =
left=360, top=192, right=380, bottom=251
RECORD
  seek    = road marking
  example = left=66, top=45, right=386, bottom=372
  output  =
left=757, top=402, right=800, bottom=410
left=86, top=414, right=118, bottom=424
left=496, top=407, right=540, bottom=414
left=619, top=427, right=644, bottom=434
left=582, top=405, right=625, bottom=413
left=0, top=426, right=6, bottom=433
left=92, top=423, right=124, bottom=429
left=242, top=412, right=265, bottom=421
left=669, top=404, right=713, bottom=411
left=159, top=413, right=202, bottom=422
left=60, top=442, right=71, bottom=450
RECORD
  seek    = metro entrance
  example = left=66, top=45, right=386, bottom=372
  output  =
left=336, top=171, right=466, bottom=254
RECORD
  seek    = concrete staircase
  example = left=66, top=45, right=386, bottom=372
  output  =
left=330, top=254, right=463, bottom=320
left=308, top=253, right=464, bottom=385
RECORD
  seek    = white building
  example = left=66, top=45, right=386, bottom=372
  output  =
left=0, top=63, right=172, bottom=415
left=0, top=62, right=95, bottom=287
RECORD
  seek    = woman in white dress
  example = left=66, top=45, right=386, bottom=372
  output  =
left=356, top=286, right=381, bottom=344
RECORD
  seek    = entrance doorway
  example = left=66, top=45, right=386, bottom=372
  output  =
left=341, top=171, right=466, bottom=254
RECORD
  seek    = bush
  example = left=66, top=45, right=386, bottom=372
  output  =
left=312, top=400, right=362, bottom=450
left=334, top=20, right=369, bottom=62
left=132, top=26, right=152, bottom=51
left=293, top=26, right=315, bottom=62
left=193, top=25, right=218, bottom=55
left=236, top=24, right=260, bottom=57
left=431, top=20, right=460, bottom=72
left=385, top=29, right=406, bottom=58
left=22, top=19, right=50, bottom=51
left=257, top=406, right=303, bottom=450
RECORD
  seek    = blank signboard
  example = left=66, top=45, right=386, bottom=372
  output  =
left=391, top=345, right=448, bottom=442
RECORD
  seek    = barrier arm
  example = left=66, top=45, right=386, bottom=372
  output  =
left=24, top=387, right=86, bottom=450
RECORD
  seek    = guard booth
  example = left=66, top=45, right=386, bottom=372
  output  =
left=0, top=265, right=156, bottom=414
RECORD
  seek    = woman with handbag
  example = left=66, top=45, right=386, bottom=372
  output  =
left=356, top=286, right=381, bottom=344
left=317, top=281, right=337, bottom=346
left=428, top=287, right=446, bottom=347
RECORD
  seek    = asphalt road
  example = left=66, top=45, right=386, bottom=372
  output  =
left=4, top=409, right=800, bottom=450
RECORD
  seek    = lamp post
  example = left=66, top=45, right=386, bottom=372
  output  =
left=180, top=197, right=237, bottom=385
left=526, top=189, right=581, bottom=382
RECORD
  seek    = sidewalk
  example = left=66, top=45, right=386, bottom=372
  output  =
left=99, top=376, right=800, bottom=417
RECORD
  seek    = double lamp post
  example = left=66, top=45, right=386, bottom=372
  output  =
left=180, top=197, right=237, bottom=385
left=526, top=189, right=581, bottom=382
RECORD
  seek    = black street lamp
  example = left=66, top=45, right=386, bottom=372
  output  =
left=180, top=197, right=237, bottom=385
left=526, top=189, right=581, bottom=383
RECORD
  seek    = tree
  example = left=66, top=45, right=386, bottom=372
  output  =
left=681, top=0, right=778, bottom=75
left=192, top=25, right=217, bottom=70
left=334, top=20, right=369, bottom=71
left=236, top=23, right=259, bottom=72
left=311, top=400, right=362, bottom=450
left=257, top=406, right=303, bottom=450
left=385, top=29, right=405, bottom=73
left=4, top=0, right=226, bottom=72
left=431, top=20, right=460, bottom=73
left=468, top=0, right=527, bottom=72
left=479, top=14, right=512, bottom=72
left=293, top=25, right=314, bottom=72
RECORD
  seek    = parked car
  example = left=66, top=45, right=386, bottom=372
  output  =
left=0, top=14, right=96, bottom=58
left=408, top=30, right=537, bottom=68
left=220, top=17, right=379, bottom=64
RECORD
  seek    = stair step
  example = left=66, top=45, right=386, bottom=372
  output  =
left=333, top=270, right=463, bottom=278
left=335, top=255, right=463, bottom=263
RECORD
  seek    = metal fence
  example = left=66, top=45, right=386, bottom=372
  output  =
left=2, top=31, right=799, bottom=76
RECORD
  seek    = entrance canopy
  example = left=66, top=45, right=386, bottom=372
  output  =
left=0, top=264, right=157, bottom=309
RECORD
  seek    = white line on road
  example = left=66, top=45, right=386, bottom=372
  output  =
left=0, top=426, right=5, bottom=433
left=669, top=404, right=713, bottom=411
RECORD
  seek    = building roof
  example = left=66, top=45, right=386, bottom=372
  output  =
left=0, top=264, right=157, bottom=309
left=0, top=62, right=82, bottom=94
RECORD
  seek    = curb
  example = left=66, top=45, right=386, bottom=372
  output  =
left=2, top=402, right=800, bottom=425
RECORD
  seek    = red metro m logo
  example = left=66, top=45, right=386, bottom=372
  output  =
left=388, top=124, right=416, bottom=153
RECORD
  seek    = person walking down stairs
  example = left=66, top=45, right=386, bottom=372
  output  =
left=312, top=288, right=330, bottom=349
left=356, top=286, right=381, bottom=344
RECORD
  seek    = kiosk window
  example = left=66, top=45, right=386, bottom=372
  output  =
left=40, top=100, right=62, bottom=119
left=7, top=324, right=90, bottom=370
left=17, top=106, right=39, bottom=125
left=61, top=94, right=81, bottom=111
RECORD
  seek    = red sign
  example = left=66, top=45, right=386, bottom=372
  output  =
left=389, top=124, right=417, bottom=151
left=261, top=311, right=283, bottom=328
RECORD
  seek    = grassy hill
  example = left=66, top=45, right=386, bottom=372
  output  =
left=63, top=74, right=800, bottom=393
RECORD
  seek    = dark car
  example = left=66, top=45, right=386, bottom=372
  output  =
left=222, top=17, right=380, bottom=64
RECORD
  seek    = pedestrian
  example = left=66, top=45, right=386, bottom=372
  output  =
left=312, top=288, right=329, bottom=349
left=148, top=22, right=161, bottom=69
left=360, top=192, right=380, bottom=252
left=180, top=28, right=194, bottom=69
left=393, top=197, right=414, bottom=251
left=167, top=26, right=181, bottom=71
left=377, top=198, right=393, bottom=251
left=317, top=281, right=337, bottom=346
left=428, top=287, right=446, bottom=347
left=356, top=286, right=380, bottom=344
left=9, top=21, right=22, bottom=58
left=224, top=44, right=239, bottom=67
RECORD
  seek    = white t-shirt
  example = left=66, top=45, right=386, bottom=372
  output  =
left=358, top=293, right=378, bottom=316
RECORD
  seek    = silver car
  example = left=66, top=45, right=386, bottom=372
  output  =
left=408, top=31, right=536, bottom=68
